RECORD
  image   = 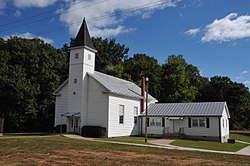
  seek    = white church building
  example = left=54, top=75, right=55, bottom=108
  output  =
left=53, top=19, right=230, bottom=142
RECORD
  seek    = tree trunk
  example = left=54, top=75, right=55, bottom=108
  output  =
left=0, top=117, right=4, bottom=136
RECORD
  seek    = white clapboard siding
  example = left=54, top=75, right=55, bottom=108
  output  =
left=54, top=83, right=68, bottom=127
left=67, top=54, right=83, bottom=115
left=181, top=117, right=219, bottom=137
left=86, top=76, right=109, bottom=128
left=141, top=117, right=163, bottom=135
left=142, top=117, right=220, bottom=137
left=108, top=94, right=141, bottom=137
left=221, top=107, right=230, bottom=137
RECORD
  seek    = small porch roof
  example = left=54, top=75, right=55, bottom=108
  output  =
left=61, top=112, right=80, bottom=117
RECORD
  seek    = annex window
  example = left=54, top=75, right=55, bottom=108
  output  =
left=199, top=119, right=205, bottom=127
left=150, top=118, right=161, bottom=127
left=119, top=105, right=124, bottom=124
left=74, top=78, right=77, bottom=83
left=75, top=53, right=79, bottom=59
left=134, top=107, right=138, bottom=124
left=88, top=54, right=91, bottom=60
left=192, top=119, right=198, bottom=127
left=192, top=118, right=206, bottom=127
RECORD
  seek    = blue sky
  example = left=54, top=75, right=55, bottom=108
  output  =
left=0, top=0, right=250, bottom=88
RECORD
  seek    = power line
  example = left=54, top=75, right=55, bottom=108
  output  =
left=35, top=1, right=167, bottom=36
left=0, top=0, right=108, bottom=28
left=0, top=0, right=108, bottom=32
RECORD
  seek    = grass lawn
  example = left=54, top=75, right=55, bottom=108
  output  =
left=97, top=136, right=158, bottom=145
left=0, top=135, right=250, bottom=165
left=170, top=139, right=248, bottom=152
left=230, top=132, right=250, bottom=143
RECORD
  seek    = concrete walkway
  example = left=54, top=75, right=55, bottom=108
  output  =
left=237, top=145, right=250, bottom=155
left=237, top=140, right=250, bottom=145
left=62, top=134, right=250, bottom=156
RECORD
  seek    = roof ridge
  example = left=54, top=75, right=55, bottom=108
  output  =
left=153, top=101, right=226, bottom=105
left=94, top=71, right=133, bottom=84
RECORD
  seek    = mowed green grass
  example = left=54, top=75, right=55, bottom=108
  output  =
left=0, top=135, right=250, bottom=165
left=230, top=133, right=250, bottom=143
left=97, top=136, right=157, bottom=144
left=170, top=139, right=248, bottom=152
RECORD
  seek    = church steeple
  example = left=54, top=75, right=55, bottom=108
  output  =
left=71, top=18, right=96, bottom=51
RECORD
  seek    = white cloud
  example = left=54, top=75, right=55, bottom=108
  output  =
left=91, top=26, right=136, bottom=38
left=59, top=0, right=180, bottom=37
left=0, top=0, right=6, bottom=14
left=184, top=28, right=200, bottom=36
left=243, top=80, right=250, bottom=86
left=202, top=13, right=250, bottom=42
left=3, top=32, right=54, bottom=44
left=13, top=0, right=57, bottom=8
left=240, top=70, right=249, bottom=74
left=14, top=10, right=22, bottom=17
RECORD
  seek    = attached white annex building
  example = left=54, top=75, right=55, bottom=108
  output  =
left=141, top=102, right=230, bottom=143
left=54, top=19, right=230, bottom=142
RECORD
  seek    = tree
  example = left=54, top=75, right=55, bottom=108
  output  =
left=0, top=37, right=68, bottom=132
left=92, top=37, right=129, bottom=72
left=124, top=54, right=162, bottom=99
left=160, top=55, right=198, bottom=102
left=198, top=76, right=250, bottom=129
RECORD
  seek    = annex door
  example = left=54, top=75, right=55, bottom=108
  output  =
left=173, top=119, right=180, bottom=133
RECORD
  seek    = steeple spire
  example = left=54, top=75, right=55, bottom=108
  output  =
left=71, top=18, right=96, bottom=50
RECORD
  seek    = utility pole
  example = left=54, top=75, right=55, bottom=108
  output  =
left=145, top=77, right=149, bottom=142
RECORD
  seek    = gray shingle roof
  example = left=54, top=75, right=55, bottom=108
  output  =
left=143, top=102, right=228, bottom=117
left=88, top=71, right=157, bottom=101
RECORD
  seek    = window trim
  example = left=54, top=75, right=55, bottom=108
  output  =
left=75, top=53, right=79, bottom=59
left=119, top=105, right=124, bottom=124
left=150, top=118, right=161, bottom=127
left=134, top=107, right=138, bottom=124
left=74, top=78, right=77, bottom=83
left=192, top=118, right=206, bottom=128
left=192, top=119, right=199, bottom=127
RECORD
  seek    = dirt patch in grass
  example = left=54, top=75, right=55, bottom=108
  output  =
left=2, top=148, right=241, bottom=166
left=1, top=136, right=250, bottom=166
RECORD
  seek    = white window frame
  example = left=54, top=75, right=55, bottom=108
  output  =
left=150, top=118, right=161, bottom=127
left=75, top=53, right=79, bottom=59
left=199, top=119, right=205, bottom=127
left=119, top=105, right=124, bottom=124
left=192, top=119, right=198, bottom=127
left=134, top=107, right=138, bottom=124
left=192, top=118, right=206, bottom=128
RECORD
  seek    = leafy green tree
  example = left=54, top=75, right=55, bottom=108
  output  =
left=198, top=76, right=250, bottom=129
left=0, top=37, right=68, bottom=132
left=92, top=37, right=129, bottom=72
left=124, top=54, right=162, bottom=98
left=160, top=55, right=197, bottom=102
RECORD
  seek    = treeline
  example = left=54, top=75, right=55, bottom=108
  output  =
left=0, top=37, right=249, bottom=132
